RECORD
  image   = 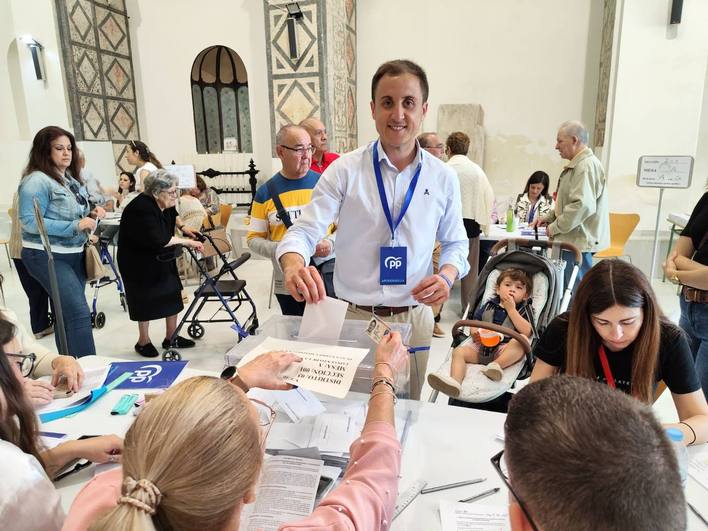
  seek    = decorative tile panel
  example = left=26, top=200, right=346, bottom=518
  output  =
left=264, top=0, right=357, bottom=155
left=56, top=0, right=140, bottom=174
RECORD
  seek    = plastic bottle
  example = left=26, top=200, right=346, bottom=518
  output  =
left=506, top=205, right=514, bottom=232
left=666, top=427, right=688, bottom=488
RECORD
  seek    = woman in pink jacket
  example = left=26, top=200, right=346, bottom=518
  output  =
left=64, top=333, right=404, bottom=531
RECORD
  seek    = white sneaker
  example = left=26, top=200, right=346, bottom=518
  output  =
left=427, top=373, right=462, bottom=398
left=482, top=362, right=504, bottom=382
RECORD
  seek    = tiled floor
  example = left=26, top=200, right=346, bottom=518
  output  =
left=0, top=252, right=684, bottom=420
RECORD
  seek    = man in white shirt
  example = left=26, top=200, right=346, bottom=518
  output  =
left=277, top=60, right=469, bottom=399
left=446, top=131, right=494, bottom=313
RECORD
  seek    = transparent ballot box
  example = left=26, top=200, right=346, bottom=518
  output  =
left=225, top=315, right=412, bottom=397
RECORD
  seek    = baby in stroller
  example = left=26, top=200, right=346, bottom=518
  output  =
left=428, top=268, right=533, bottom=397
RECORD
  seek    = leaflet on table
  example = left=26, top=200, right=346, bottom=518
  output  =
left=102, top=361, right=188, bottom=389
left=688, top=447, right=708, bottom=491
left=237, top=337, right=368, bottom=399
left=248, top=387, right=326, bottom=423
left=37, top=367, right=109, bottom=414
left=239, top=455, right=323, bottom=531
left=298, top=296, right=348, bottom=340
left=39, top=431, right=67, bottom=449
left=439, top=500, right=510, bottom=531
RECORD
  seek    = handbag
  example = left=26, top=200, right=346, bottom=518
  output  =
left=84, top=243, right=107, bottom=281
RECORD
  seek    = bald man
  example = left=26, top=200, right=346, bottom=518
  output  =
left=300, top=117, right=340, bottom=174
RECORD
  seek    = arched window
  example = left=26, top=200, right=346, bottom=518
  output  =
left=191, top=45, right=252, bottom=154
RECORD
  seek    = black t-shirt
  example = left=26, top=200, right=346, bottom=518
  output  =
left=534, top=313, right=700, bottom=395
left=681, top=191, right=708, bottom=265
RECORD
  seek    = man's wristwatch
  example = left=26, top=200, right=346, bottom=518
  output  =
left=671, top=272, right=680, bottom=284
left=220, top=365, right=249, bottom=392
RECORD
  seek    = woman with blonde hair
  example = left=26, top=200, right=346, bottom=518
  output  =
left=65, top=335, right=405, bottom=530
left=531, top=259, right=708, bottom=445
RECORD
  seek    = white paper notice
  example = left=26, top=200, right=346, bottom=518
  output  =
left=239, top=455, right=323, bottom=531
left=688, top=447, right=708, bottom=491
left=164, top=164, right=197, bottom=188
left=237, top=337, right=368, bottom=399
left=298, top=296, right=348, bottom=340
left=439, top=501, right=510, bottom=531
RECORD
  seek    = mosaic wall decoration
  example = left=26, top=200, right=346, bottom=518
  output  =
left=264, top=0, right=357, bottom=156
left=594, top=0, right=616, bottom=148
left=55, top=0, right=140, bottom=174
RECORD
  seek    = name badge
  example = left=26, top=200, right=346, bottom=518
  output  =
left=380, top=246, right=407, bottom=285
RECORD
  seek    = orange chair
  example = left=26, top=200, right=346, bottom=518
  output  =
left=594, top=213, right=640, bottom=263
left=219, top=203, right=233, bottom=228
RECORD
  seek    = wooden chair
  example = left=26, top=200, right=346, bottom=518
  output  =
left=595, top=213, right=640, bottom=263
left=219, top=203, right=233, bottom=228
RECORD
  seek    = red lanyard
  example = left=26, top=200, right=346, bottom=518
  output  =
left=598, top=345, right=616, bottom=389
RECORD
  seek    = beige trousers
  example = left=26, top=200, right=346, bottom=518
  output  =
left=346, top=304, right=434, bottom=400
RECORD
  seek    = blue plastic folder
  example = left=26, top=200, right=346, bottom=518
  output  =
left=39, top=372, right=133, bottom=423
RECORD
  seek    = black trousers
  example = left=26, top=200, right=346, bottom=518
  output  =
left=275, top=294, right=306, bottom=316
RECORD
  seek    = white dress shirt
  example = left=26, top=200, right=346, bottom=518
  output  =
left=276, top=140, right=469, bottom=306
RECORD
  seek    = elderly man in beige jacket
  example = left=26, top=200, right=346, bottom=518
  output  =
left=446, top=132, right=495, bottom=314
left=532, top=120, right=609, bottom=287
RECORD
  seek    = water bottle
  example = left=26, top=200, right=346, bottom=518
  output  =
left=506, top=205, right=514, bottom=232
left=666, top=427, right=688, bottom=488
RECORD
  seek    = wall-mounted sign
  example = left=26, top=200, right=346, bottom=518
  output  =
left=223, top=137, right=239, bottom=152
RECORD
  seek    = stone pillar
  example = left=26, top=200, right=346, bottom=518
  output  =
left=263, top=0, right=357, bottom=155
left=437, top=104, right=486, bottom=167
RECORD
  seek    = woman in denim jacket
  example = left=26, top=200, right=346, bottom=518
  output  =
left=18, top=126, right=104, bottom=357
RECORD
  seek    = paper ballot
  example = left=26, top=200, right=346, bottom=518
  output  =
left=439, top=501, right=510, bottom=531
left=237, top=337, right=368, bottom=398
left=299, top=296, right=348, bottom=340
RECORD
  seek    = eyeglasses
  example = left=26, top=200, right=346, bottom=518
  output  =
left=161, top=189, right=178, bottom=197
left=6, top=352, right=37, bottom=377
left=250, top=397, right=276, bottom=448
left=280, top=144, right=315, bottom=156
left=67, top=179, right=88, bottom=207
left=490, top=450, right=539, bottom=531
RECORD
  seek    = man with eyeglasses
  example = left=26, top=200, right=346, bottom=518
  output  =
left=277, top=60, right=469, bottom=399
left=247, top=124, right=336, bottom=316
left=496, top=376, right=685, bottom=531
left=300, top=117, right=340, bottom=174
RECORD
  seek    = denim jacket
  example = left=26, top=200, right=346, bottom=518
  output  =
left=18, top=170, right=90, bottom=251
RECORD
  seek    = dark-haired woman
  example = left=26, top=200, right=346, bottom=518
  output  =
left=664, top=191, right=708, bottom=401
left=114, top=171, right=139, bottom=210
left=126, top=140, right=162, bottom=191
left=530, top=260, right=708, bottom=445
left=0, top=320, right=122, bottom=482
left=18, top=126, right=104, bottom=357
left=513, top=170, right=553, bottom=224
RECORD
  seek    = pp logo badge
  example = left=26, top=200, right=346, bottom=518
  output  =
left=129, top=365, right=163, bottom=384
left=384, top=255, right=403, bottom=270
left=380, top=246, right=407, bottom=285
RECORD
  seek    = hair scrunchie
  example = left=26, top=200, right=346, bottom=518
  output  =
left=118, top=476, right=163, bottom=515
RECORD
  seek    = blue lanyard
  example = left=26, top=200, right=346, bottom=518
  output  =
left=373, top=140, right=422, bottom=242
left=527, top=203, right=537, bottom=223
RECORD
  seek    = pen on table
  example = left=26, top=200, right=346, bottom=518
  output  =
left=688, top=502, right=708, bottom=527
left=458, top=487, right=500, bottom=503
left=420, top=478, right=485, bottom=494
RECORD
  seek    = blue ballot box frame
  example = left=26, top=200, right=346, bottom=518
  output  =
left=225, top=315, right=412, bottom=398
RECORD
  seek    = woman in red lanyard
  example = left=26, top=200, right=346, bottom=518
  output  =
left=530, top=259, right=708, bottom=446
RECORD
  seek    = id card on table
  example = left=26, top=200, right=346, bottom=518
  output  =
left=380, top=246, right=407, bottom=285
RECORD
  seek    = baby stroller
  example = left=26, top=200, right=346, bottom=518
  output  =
left=88, top=223, right=127, bottom=329
left=162, top=228, right=258, bottom=361
left=428, top=238, right=581, bottom=412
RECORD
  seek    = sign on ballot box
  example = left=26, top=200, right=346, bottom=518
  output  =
left=103, top=361, right=188, bottom=389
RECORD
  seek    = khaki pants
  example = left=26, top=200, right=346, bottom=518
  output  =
left=346, top=304, right=434, bottom=400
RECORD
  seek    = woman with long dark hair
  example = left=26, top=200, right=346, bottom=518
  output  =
left=125, top=140, right=162, bottom=191
left=18, top=126, right=104, bottom=357
left=513, top=170, right=553, bottom=224
left=530, top=260, right=708, bottom=445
